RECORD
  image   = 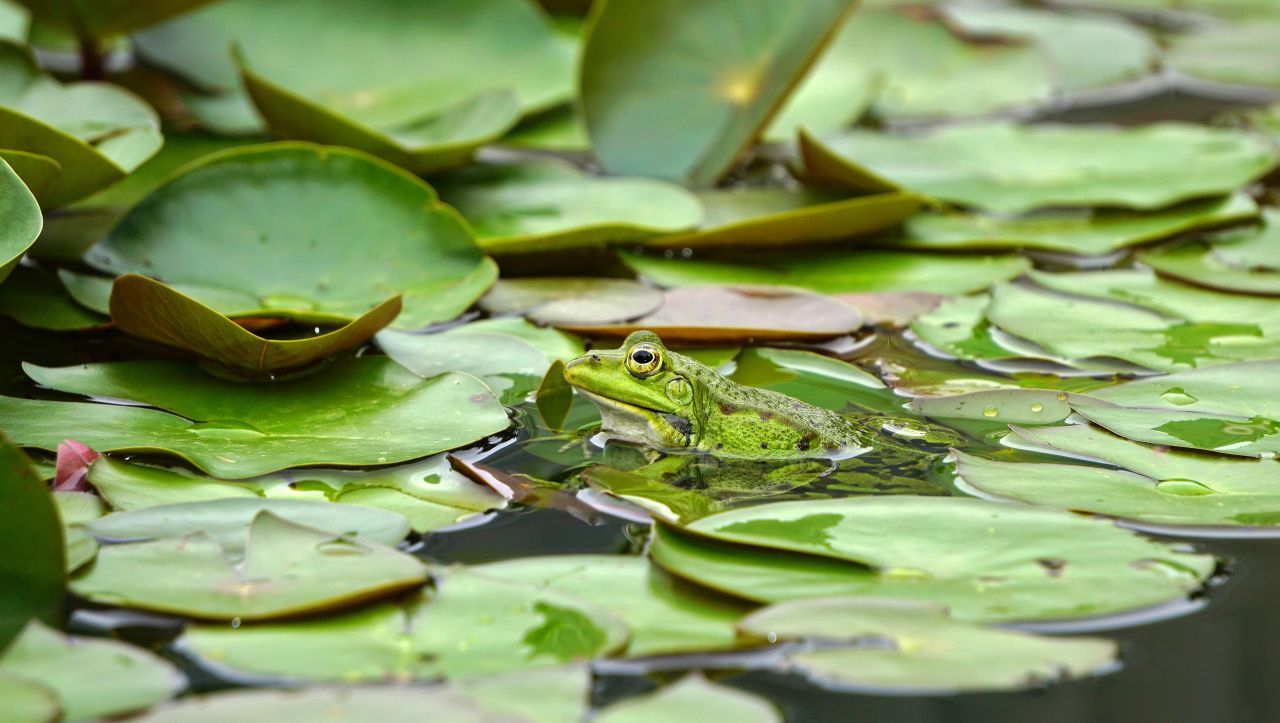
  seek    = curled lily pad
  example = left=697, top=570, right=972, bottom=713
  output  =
left=0, top=157, right=39, bottom=282
left=1139, top=242, right=1280, bottom=296
left=596, top=674, right=780, bottom=723
left=0, top=43, right=161, bottom=208
left=581, top=0, right=855, bottom=185
left=82, top=143, right=496, bottom=329
left=1208, top=209, right=1280, bottom=270
left=900, top=193, right=1258, bottom=256
left=0, top=438, right=63, bottom=647
left=111, top=275, right=401, bottom=376
left=472, top=555, right=748, bottom=657
left=376, top=326, right=549, bottom=404
left=649, top=189, right=923, bottom=250
left=800, top=123, right=1278, bottom=213
left=909, top=388, right=1072, bottom=425
left=434, top=159, right=702, bottom=254
left=650, top=496, right=1214, bottom=622
left=536, top=361, right=573, bottom=431
left=622, top=249, right=1028, bottom=295
left=0, top=620, right=184, bottom=721
left=960, top=424, right=1280, bottom=528
left=0, top=266, right=105, bottom=330
left=72, top=511, right=428, bottom=620
left=1070, top=361, right=1280, bottom=456
left=558, top=285, right=863, bottom=343
left=739, top=597, right=1116, bottom=693
left=180, top=568, right=627, bottom=681
left=2, top=357, right=509, bottom=478
left=479, top=278, right=662, bottom=326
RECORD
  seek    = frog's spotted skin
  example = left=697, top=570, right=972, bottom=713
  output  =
left=563, top=330, right=876, bottom=459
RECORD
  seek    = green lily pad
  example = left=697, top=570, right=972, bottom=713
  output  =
left=0, top=157, right=39, bottom=282
left=622, top=249, right=1029, bottom=295
left=0, top=265, right=106, bottom=330
left=72, top=511, right=428, bottom=620
left=479, top=278, right=662, bottom=326
left=1207, top=208, right=1280, bottom=270
left=472, top=555, right=747, bottom=657
left=909, top=388, right=1072, bottom=425
left=111, top=275, right=401, bottom=376
left=0, top=675, right=57, bottom=723
left=596, top=674, right=780, bottom=723
left=454, top=317, right=584, bottom=363
left=0, top=620, right=184, bottom=721
left=764, top=55, right=874, bottom=142
left=87, top=498, right=411, bottom=551
left=960, top=424, right=1280, bottom=528
left=0, top=42, right=162, bottom=208
left=180, top=568, right=628, bottom=680
left=1070, top=361, right=1280, bottom=456
left=0, top=438, right=63, bottom=648
left=739, top=597, right=1116, bottom=693
left=649, top=189, right=923, bottom=250
left=53, top=491, right=100, bottom=573
left=82, top=143, right=496, bottom=328
left=0, top=2, right=28, bottom=42
left=580, top=0, right=855, bottom=185
left=900, top=193, right=1258, bottom=255
left=434, top=159, right=702, bottom=254
left=1140, top=241, right=1280, bottom=296
left=650, top=496, right=1214, bottom=622
left=87, top=457, right=257, bottom=510
left=1168, top=21, right=1280, bottom=89
left=800, top=123, right=1278, bottom=213
left=558, top=285, right=863, bottom=344
left=12, top=0, right=217, bottom=39
left=2, top=357, right=510, bottom=478
left=377, top=326, right=549, bottom=404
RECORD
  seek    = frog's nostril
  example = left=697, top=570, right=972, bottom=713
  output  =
left=591, top=354, right=600, bottom=362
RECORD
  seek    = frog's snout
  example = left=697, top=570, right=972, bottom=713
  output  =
left=562, top=353, right=601, bottom=386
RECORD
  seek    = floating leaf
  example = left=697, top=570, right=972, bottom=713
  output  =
left=650, top=496, right=1213, bottom=622
left=801, top=123, right=1278, bottom=213
left=434, top=159, right=702, bottom=254
left=764, top=55, right=874, bottom=142
left=622, top=249, right=1028, bottom=295
left=1208, top=208, right=1280, bottom=270
left=479, top=278, right=662, bottom=326
left=72, top=512, right=428, bottom=620
left=82, top=143, right=496, bottom=329
left=180, top=568, right=627, bottom=680
left=0, top=675, right=57, bottom=723
left=739, top=597, right=1116, bottom=692
left=0, top=438, right=63, bottom=647
left=0, top=157, right=39, bottom=282
left=376, top=326, right=551, bottom=404
left=557, top=285, right=863, bottom=343
left=0, top=266, right=104, bottom=330
left=2, top=357, right=509, bottom=478
left=910, top=388, right=1072, bottom=425
left=111, top=275, right=401, bottom=375
left=0, top=620, right=184, bottom=721
left=581, top=0, right=855, bottom=185
left=1139, top=241, right=1280, bottom=296
left=0, top=2, right=28, bottom=42
left=87, top=457, right=257, bottom=510
left=1167, top=21, right=1280, bottom=89
left=454, top=317, right=584, bottom=363
left=960, top=424, right=1280, bottom=528
left=0, top=43, right=161, bottom=208
left=596, top=674, right=780, bottom=723
left=12, top=0, right=218, bottom=39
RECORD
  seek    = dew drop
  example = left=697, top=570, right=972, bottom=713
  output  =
left=883, top=567, right=931, bottom=580
left=231, top=617, right=241, bottom=629
left=1160, top=388, right=1199, bottom=406
left=982, top=406, right=999, bottom=418
left=1056, top=392, right=1068, bottom=401
left=1155, top=478, right=1215, bottom=496
left=1030, top=402, right=1044, bottom=413
left=767, top=632, right=777, bottom=644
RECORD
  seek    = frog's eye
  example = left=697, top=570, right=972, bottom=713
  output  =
left=626, top=344, right=662, bottom=377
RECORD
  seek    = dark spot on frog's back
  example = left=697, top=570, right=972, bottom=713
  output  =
left=758, top=410, right=773, bottom=422
left=797, top=436, right=811, bottom=452
left=720, top=403, right=736, bottom=415
left=1037, top=558, right=1067, bottom=577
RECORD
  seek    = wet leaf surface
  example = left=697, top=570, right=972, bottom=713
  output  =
left=479, top=277, right=662, bottom=326
left=0, top=438, right=63, bottom=647
left=0, top=157, right=39, bottom=281
left=377, top=325, right=551, bottom=404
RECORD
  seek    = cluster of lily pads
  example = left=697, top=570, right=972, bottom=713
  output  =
left=1, top=0, right=1280, bottom=719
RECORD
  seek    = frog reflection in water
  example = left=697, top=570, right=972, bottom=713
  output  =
left=564, top=331, right=951, bottom=500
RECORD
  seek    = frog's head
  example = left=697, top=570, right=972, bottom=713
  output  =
left=563, top=330, right=699, bottom=450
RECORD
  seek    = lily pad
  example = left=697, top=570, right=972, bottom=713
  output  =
left=0, top=675, right=57, bottom=723
left=434, top=159, right=702, bottom=254
left=87, top=457, right=258, bottom=510
left=622, top=249, right=1029, bottom=295
left=650, top=496, right=1214, bottom=622
left=2, top=357, right=509, bottom=478
left=0, top=265, right=105, bottom=330
left=580, top=0, right=855, bottom=185
left=1167, top=20, right=1280, bottom=89
left=0, top=620, right=184, bottom=721
left=1208, top=209, right=1280, bottom=270
left=764, top=56, right=874, bottom=142
left=900, top=193, right=1258, bottom=256
left=180, top=567, right=628, bottom=680
left=111, top=275, right=401, bottom=375
left=0, top=438, right=63, bottom=647
left=0, top=2, right=28, bottom=42
left=739, top=597, right=1116, bottom=693
left=960, top=424, right=1280, bottom=528
left=12, top=0, right=218, bottom=39
left=596, top=674, right=780, bottom=723
left=472, top=555, right=748, bottom=657
left=87, top=498, right=411, bottom=551
left=0, top=157, right=39, bottom=282
left=82, top=143, right=496, bottom=329
left=454, top=317, right=584, bottom=363
left=649, top=189, right=923, bottom=250
left=378, top=328, right=547, bottom=405
left=72, top=511, right=428, bottom=620
left=909, top=388, right=1072, bottom=425
left=800, top=123, right=1278, bottom=213
left=1139, top=241, right=1280, bottom=296
left=479, top=278, right=662, bottom=326
left=1070, top=361, right=1280, bottom=456
left=557, top=285, right=863, bottom=343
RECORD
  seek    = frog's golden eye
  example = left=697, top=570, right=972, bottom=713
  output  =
left=626, top=344, right=662, bottom=377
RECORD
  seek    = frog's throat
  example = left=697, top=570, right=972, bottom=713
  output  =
left=576, top=389, right=694, bottom=450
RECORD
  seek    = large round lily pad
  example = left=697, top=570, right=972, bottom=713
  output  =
left=580, top=0, right=855, bottom=185
left=739, top=597, right=1117, bottom=693
left=650, top=496, right=1214, bottom=622
left=0, top=438, right=63, bottom=648
left=82, top=143, right=496, bottom=328
left=479, top=278, right=662, bottom=326
left=800, top=123, right=1279, bottom=213
left=377, top=327, right=551, bottom=405
left=0, top=157, right=39, bottom=282
left=2, top=357, right=510, bottom=478
left=72, top=511, right=428, bottom=620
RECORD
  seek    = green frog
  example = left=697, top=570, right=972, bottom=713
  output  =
left=563, top=330, right=879, bottom=459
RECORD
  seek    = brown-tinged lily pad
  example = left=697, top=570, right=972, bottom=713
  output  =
left=479, top=278, right=662, bottom=326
